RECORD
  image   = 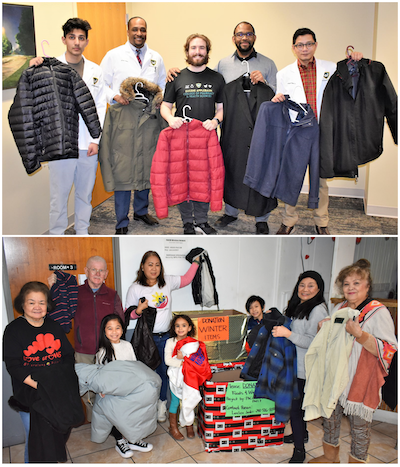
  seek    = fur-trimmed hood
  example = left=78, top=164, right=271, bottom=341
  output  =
left=119, top=77, right=163, bottom=111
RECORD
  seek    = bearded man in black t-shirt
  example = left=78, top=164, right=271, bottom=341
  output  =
left=160, top=34, right=225, bottom=235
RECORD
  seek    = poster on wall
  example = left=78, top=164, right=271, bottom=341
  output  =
left=2, top=3, right=36, bottom=90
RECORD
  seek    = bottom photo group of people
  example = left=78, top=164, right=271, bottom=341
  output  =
left=3, top=237, right=397, bottom=464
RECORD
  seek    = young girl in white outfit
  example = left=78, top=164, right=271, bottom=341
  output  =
left=96, top=314, right=153, bottom=458
left=165, top=314, right=211, bottom=440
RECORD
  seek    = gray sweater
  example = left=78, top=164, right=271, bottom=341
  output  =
left=287, top=303, right=328, bottom=379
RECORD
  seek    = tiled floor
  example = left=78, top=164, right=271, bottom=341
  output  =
left=3, top=416, right=397, bottom=463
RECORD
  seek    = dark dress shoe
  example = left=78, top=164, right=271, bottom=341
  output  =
left=276, top=223, right=295, bottom=235
left=215, top=214, right=237, bottom=228
left=115, top=227, right=128, bottom=235
left=133, top=213, right=159, bottom=225
left=315, top=225, right=330, bottom=235
left=256, top=222, right=269, bottom=235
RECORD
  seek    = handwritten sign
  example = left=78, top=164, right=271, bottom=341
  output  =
left=197, top=316, right=229, bottom=342
left=225, top=381, right=275, bottom=417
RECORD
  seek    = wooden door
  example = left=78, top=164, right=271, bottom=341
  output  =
left=3, top=237, right=116, bottom=347
left=76, top=3, right=127, bottom=208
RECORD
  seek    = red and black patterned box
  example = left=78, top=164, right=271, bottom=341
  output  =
left=197, top=362, right=285, bottom=452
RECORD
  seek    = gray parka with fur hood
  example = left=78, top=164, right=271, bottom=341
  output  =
left=99, top=77, right=167, bottom=192
left=8, top=57, right=101, bottom=174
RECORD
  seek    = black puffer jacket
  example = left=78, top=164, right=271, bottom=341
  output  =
left=8, top=57, right=102, bottom=174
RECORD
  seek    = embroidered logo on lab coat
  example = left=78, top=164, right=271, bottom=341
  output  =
left=151, top=59, right=156, bottom=66
left=323, top=72, right=330, bottom=79
left=93, top=77, right=98, bottom=85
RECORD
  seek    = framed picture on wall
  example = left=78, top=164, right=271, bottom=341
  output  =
left=2, top=3, right=36, bottom=90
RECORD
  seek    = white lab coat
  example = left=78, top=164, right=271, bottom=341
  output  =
left=276, top=58, right=337, bottom=121
left=100, top=42, right=166, bottom=104
left=58, top=53, right=107, bottom=149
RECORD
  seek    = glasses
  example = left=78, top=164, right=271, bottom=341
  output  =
left=234, top=32, right=255, bottom=38
left=294, top=42, right=316, bottom=50
left=88, top=268, right=106, bottom=274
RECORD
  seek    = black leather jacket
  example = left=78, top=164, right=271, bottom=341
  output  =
left=8, top=57, right=101, bottom=174
left=320, top=58, right=397, bottom=178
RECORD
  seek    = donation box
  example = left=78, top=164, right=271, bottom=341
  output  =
left=173, top=309, right=247, bottom=363
left=198, top=362, right=285, bottom=452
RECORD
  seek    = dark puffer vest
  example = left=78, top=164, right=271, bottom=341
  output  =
left=8, top=57, right=101, bottom=174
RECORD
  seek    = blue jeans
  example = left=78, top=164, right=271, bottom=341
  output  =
left=225, top=203, right=271, bottom=223
left=114, top=189, right=149, bottom=229
left=20, top=411, right=29, bottom=463
left=152, top=332, right=170, bottom=401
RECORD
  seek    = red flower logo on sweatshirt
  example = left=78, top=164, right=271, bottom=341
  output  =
left=23, top=333, right=61, bottom=356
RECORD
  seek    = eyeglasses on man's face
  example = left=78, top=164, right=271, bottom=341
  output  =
left=88, top=268, right=106, bottom=274
left=294, top=42, right=316, bottom=50
left=234, top=32, right=255, bottom=38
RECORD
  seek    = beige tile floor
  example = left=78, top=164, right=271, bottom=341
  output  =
left=3, top=416, right=397, bottom=463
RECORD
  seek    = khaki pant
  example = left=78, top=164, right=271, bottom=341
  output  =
left=282, top=178, right=329, bottom=228
left=75, top=352, right=95, bottom=422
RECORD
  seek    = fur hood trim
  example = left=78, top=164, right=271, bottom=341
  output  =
left=119, top=77, right=163, bottom=110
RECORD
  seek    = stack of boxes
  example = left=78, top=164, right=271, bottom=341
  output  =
left=197, top=362, right=285, bottom=452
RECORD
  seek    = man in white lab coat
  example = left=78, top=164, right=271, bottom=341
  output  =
left=30, top=18, right=107, bottom=235
left=273, top=28, right=362, bottom=235
left=100, top=17, right=167, bottom=233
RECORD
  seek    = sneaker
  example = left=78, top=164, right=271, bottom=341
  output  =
left=194, top=222, right=217, bottom=235
left=183, top=223, right=196, bottom=235
left=157, top=399, right=167, bottom=422
left=127, top=439, right=153, bottom=452
left=115, top=438, right=133, bottom=458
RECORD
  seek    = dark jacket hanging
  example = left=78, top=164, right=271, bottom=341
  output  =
left=186, top=248, right=219, bottom=309
left=221, top=78, right=277, bottom=216
left=8, top=57, right=101, bottom=175
left=319, top=58, right=398, bottom=179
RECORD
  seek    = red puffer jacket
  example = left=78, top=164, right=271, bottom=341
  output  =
left=150, top=119, right=225, bottom=219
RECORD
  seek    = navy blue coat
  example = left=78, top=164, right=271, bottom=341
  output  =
left=244, top=99, right=320, bottom=208
left=241, top=314, right=299, bottom=423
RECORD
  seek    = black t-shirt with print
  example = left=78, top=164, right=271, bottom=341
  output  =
left=163, top=67, right=225, bottom=122
left=3, top=316, right=75, bottom=398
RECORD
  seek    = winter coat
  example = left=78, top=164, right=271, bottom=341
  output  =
left=240, top=312, right=299, bottom=424
left=244, top=99, right=320, bottom=208
left=8, top=57, right=101, bottom=174
left=99, top=77, right=167, bottom=192
left=221, top=77, right=278, bottom=216
left=319, top=58, right=398, bottom=178
left=150, top=119, right=225, bottom=218
left=75, top=360, right=161, bottom=443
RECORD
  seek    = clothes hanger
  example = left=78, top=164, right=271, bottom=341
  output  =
left=134, top=81, right=149, bottom=102
left=182, top=105, right=193, bottom=122
left=241, top=60, right=251, bottom=92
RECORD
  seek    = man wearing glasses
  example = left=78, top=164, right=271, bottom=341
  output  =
left=215, top=22, right=277, bottom=89
left=273, top=28, right=362, bottom=235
